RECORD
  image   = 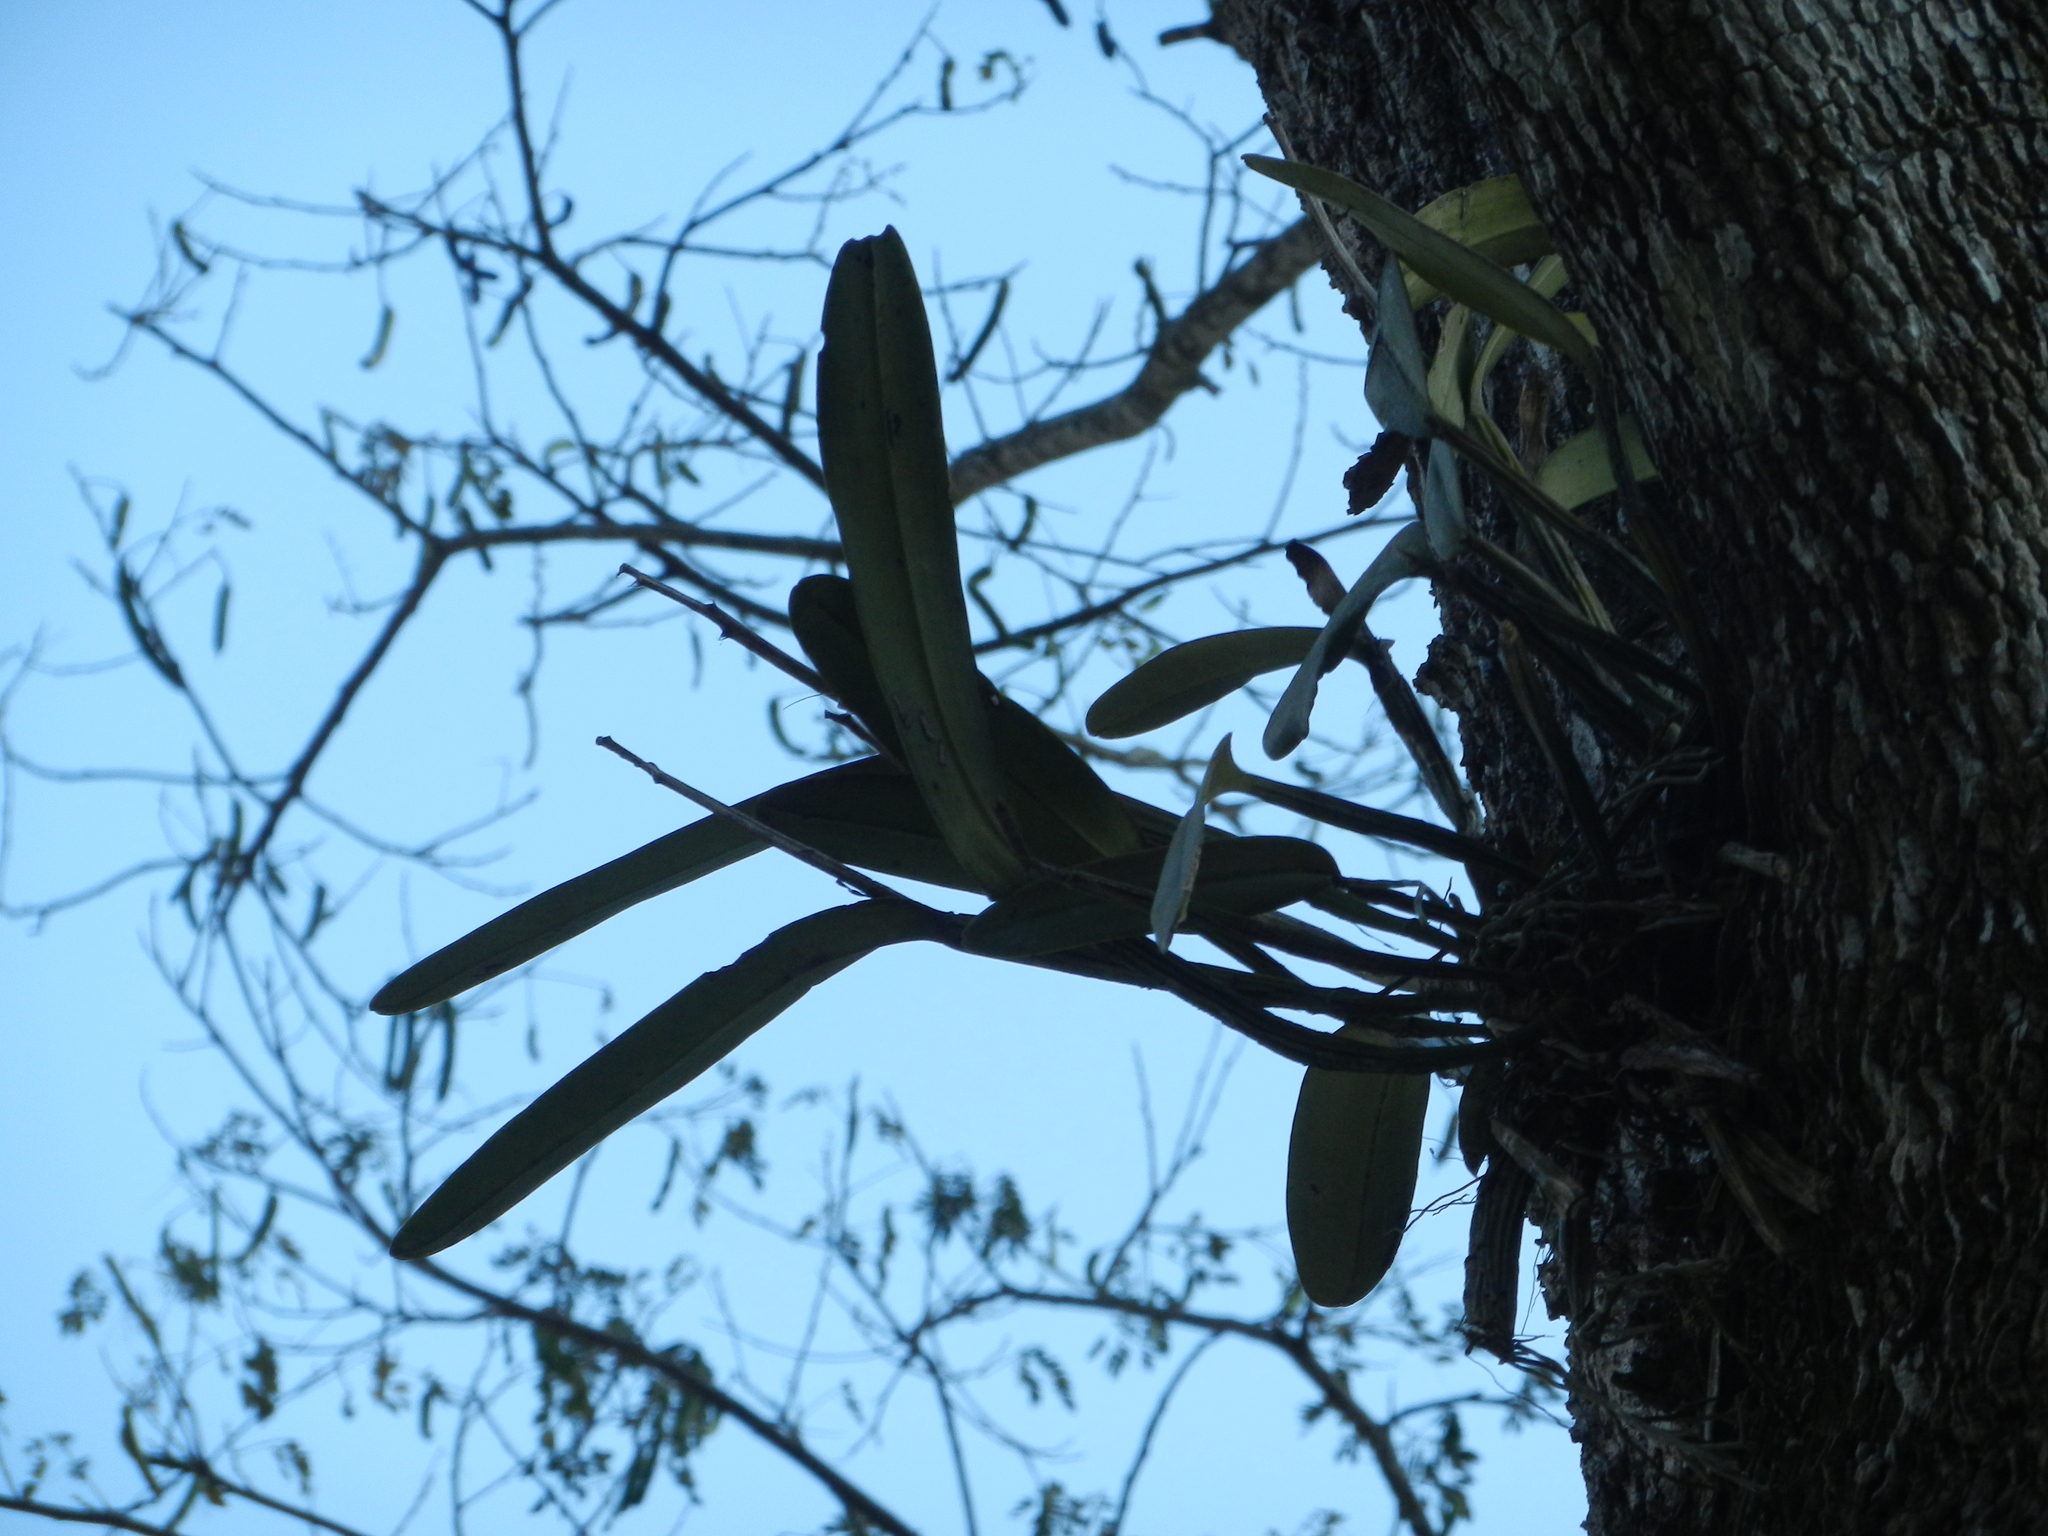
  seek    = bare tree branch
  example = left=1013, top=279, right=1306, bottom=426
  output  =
left=947, top=218, right=1319, bottom=503
left=393, top=6, right=832, bottom=490
left=972, top=514, right=1399, bottom=656
left=0, top=1490, right=371, bottom=1536
left=0, top=1499, right=190, bottom=1536
left=414, top=1260, right=924, bottom=1536
left=149, top=1462, right=377, bottom=1536
left=965, top=1287, right=1441, bottom=1536
left=234, top=543, right=446, bottom=887
left=617, top=566, right=826, bottom=693
left=452, top=515, right=839, bottom=563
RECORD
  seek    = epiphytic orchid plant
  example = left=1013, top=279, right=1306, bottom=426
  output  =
left=380, top=157, right=1729, bottom=1322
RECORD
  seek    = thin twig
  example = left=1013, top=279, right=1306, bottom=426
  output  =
left=594, top=734, right=908, bottom=904
left=618, top=565, right=827, bottom=693
left=235, top=543, right=447, bottom=889
left=151, top=1462, right=376, bottom=1536
left=972, top=514, right=1399, bottom=656
left=0, top=1500, right=188, bottom=1536
left=456, top=512, right=840, bottom=562
left=949, top=1287, right=1440, bottom=1536
left=0, top=1488, right=373, bottom=1536
left=413, top=1260, right=926, bottom=1536
left=947, top=219, right=1319, bottom=502
left=1106, top=1328, right=1218, bottom=1532
left=1263, top=113, right=1374, bottom=316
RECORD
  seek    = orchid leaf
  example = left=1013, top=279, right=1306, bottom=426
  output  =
left=1263, top=523, right=1432, bottom=760
left=1287, top=1045, right=1429, bottom=1307
left=754, top=769, right=976, bottom=890
left=821, top=230, right=1022, bottom=892
left=1151, top=736, right=1233, bottom=950
left=962, top=834, right=1337, bottom=960
left=1535, top=418, right=1659, bottom=512
left=988, top=695, right=1143, bottom=861
left=789, top=573, right=902, bottom=757
left=1425, top=302, right=1476, bottom=431
left=795, top=572, right=1136, bottom=863
left=1086, top=628, right=1320, bottom=739
left=1421, top=437, right=1469, bottom=559
left=1246, top=156, right=1595, bottom=369
left=1402, top=176, right=1556, bottom=307
left=1364, top=251, right=1429, bottom=436
left=1466, top=254, right=1568, bottom=417
left=389, top=901, right=941, bottom=1259
left=372, top=760, right=929, bottom=1015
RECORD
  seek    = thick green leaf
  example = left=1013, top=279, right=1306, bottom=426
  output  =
left=1466, top=255, right=1568, bottom=417
left=389, top=901, right=939, bottom=1260
left=873, top=230, right=1026, bottom=883
left=1287, top=1048, right=1428, bottom=1307
left=987, top=694, right=1141, bottom=861
left=1364, top=252, right=1429, bottom=437
left=868, top=234, right=995, bottom=735
left=1151, top=736, right=1233, bottom=950
left=1263, top=523, right=1432, bottom=760
left=1086, top=628, right=1320, bottom=739
left=1246, top=156, right=1594, bottom=369
left=796, top=572, right=1136, bottom=863
left=371, top=759, right=914, bottom=1015
left=1421, top=437, right=1468, bottom=559
left=1116, top=790, right=1222, bottom=849
left=1403, top=176, right=1556, bottom=307
left=961, top=835, right=1337, bottom=959
left=820, top=231, right=1022, bottom=892
left=788, top=573, right=903, bottom=757
left=1425, top=302, right=1475, bottom=430
left=1534, top=418, right=1658, bottom=511
left=755, top=769, right=976, bottom=890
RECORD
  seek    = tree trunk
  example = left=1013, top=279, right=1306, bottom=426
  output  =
left=1212, top=3, right=2048, bottom=1532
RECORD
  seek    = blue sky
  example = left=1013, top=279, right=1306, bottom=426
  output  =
left=0, top=4, right=1583, bottom=1532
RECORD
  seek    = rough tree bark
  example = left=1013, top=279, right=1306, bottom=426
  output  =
left=1210, top=3, right=2048, bottom=1533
